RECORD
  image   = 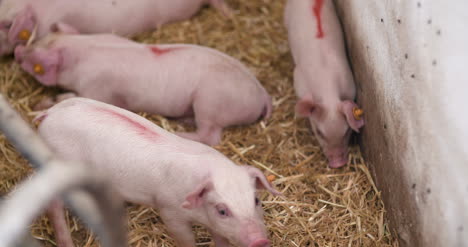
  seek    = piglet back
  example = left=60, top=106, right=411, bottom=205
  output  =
left=37, top=97, right=170, bottom=146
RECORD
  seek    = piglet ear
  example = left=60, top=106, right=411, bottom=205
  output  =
left=340, top=100, right=365, bottom=132
left=8, top=5, right=36, bottom=45
left=243, top=166, right=281, bottom=196
left=181, top=179, right=214, bottom=209
left=51, top=22, right=80, bottom=34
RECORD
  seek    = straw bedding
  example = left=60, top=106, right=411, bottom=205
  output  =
left=0, top=0, right=398, bottom=246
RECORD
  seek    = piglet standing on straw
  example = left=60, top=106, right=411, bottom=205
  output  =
left=36, top=97, right=280, bottom=247
left=15, top=28, right=272, bottom=146
left=284, top=0, right=364, bottom=168
left=0, top=0, right=230, bottom=56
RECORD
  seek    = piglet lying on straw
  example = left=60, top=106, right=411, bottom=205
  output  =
left=16, top=28, right=272, bottom=146
left=0, top=0, right=230, bottom=55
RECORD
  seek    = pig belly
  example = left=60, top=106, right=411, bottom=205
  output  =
left=76, top=83, right=194, bottom=118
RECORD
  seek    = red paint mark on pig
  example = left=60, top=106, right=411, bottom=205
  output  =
left=93, top=107, right=159, bottom=141
left=149, top=46, right=179, bottom=56
left=312, top=0, right=325, bottom=38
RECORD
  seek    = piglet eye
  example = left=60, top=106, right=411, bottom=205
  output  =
left=215, top=204, right=230, bottom=218
left=255, top=197, right=260, bottom=206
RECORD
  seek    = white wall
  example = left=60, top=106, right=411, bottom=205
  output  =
left=334, top=0, right=468, bottom=246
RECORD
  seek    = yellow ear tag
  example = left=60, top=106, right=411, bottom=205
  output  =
left=353, top=107, right=364, bottom=120
left=18, top=29, right=31, bottom=41
left=33, top=64, right=45, bottom=75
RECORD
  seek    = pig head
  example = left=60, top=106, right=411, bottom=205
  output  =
left=181, top=165, right=280, bottom=247
left=0, top=5, right=36, bottom=55
left=296, top=98, right=364, bottom=168
left=14, top=43, right=62, bottom=86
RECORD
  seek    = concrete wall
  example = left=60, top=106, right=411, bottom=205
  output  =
left=333, top=1, right=468, bottom=246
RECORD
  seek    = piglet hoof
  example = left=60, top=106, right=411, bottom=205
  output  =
left=220, top=6, right=233, bottom=18
left=34, top=93, right=77, bottom=111
left=211, top=0, right=233, bottom=18
left=175, top=117, right=196, bottom=126
left=34, top=97, right=56, bottom=111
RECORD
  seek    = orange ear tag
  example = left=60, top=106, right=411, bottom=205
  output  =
left=33, top=64, right=45, bottom=75
left=18, top=29, right=31, bottom=41
left=353, top=107, right=364, bottom=120
left=267, top=175, right=276, bottom=183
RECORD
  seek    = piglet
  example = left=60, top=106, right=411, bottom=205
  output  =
left=0, top=0, right=230, bottom=55
left=36, top=97, right=279, bottom=247
left=15, top=30, right=272, bottom=146
left=284, top=0, right=364, bottom=168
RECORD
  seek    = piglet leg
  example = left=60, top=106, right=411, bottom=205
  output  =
left=34, top=93, right=77, bottom=111
left=209, top=229, right=230, bottom=247
left=176, top=123, right=222, bottom=146
left=167, top=116, right=195, bottom=126
left=210, top=0, right=232, bottom=18
left=160, top=210, right=196, bottom=247
left=33, top=98, right=56, bottom=111
left=47, top=199, right=75, bottom=247
left=178, top=117, right=196, bottom=126
left=55, top=93, right=77, bottom=102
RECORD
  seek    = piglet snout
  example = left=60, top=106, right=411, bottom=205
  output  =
left=248, top=239, right=270, bottom=247
left=326, top=148, right=348, bottom=168
left=241, top=221, right=270, bottom=247
left=328, top=158, right=347, bottom=168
